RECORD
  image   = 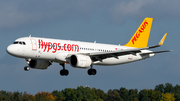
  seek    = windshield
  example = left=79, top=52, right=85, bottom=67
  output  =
left=13, top=41, right=26, bottom=45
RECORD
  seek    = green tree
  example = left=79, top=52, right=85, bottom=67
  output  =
left=173, top=84, right=180, bottom=101
left=21, top=91, right=35, bottom=101
left=134, top=97, right=139, bottom=101
left=128, top=89, right=138, bottom=101
left=0, top=90, right=10, bottom=101
left=155, top=84, right=164, bottom=93
left=76, top=86, right=97, bottom=101
left=119, top=87, right=129, bottom=101
left=12, top=91, right=23, bottom=101
left=149, top=90, right=161, bottom=101
left=106, top=89, right=123, bottom=101
left=174, top=84, right=180, bottom=94
left=63, top=88, right=77, bottom=101
left=52, top=90, right=65, bottom=101
left=164, top=83, right=174, bottom=93
left=92, top=88, right=106, bottom=100
left=138, top=89, right=151, bottom=101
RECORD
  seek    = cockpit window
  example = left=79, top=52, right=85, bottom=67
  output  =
left=13, top=41, right=26, bottom=45
left=22, top=42, right=26, bottom=45
left=13, top=41, right=19, bottom=44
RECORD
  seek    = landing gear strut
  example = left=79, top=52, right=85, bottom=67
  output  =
left=60, top=63, right=69, bottom=76
left=88, top=65, right=97, bottom=75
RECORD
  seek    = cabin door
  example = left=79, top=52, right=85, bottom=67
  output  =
left=31, top=39, right=37, bottom=51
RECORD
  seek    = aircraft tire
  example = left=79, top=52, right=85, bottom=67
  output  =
left=64, top=69, right=69, bottom=76
left=92, top=69, right=97, bottom=75
left=24, top=66, right=30, bottom=71
left=60, top=69, right=69, bottom=76
left=88, top=69, right=97, bottom=75
left=88, top=69, right=92, bottom=75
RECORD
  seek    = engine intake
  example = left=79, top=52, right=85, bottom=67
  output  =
left=69, top=54, right=92, bottom=68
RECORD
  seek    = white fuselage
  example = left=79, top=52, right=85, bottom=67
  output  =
left=7, top=37, right=154, bottom=66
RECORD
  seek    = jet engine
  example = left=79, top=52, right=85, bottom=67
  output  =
left=29, top=60, right=51, bottom=69
left=69, top=54, right=92, bottom=68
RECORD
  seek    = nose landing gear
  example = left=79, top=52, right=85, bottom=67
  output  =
left=24, top=66, right=30, bottom=71
left=24, top=59, right=31, bottom=71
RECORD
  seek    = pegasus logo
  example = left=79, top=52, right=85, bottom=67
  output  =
left=131, top=20, right=148, bottom=44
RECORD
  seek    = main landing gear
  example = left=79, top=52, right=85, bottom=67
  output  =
left=60, top=63, right=69, bottom=76
left=59, top=63, right=97, bottom=76
left=87, top=65, right=97, bottom=75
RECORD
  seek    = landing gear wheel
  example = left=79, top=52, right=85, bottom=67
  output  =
left=88, top=69, right=92, bottom=75
left=60, top=70, right=64, bottom=75
left=60, top=69, right=69, bottom=76
left=64, top=70, right=69, bottom=76
left=24, top=66, right=30, bottom=71
left=88, top=69, right=97, bottom=75
left=92, top=69, right=97, bottom=75
left=59, top=63, right=69, bottom=76
left=88, top=65, right=97, bottom=75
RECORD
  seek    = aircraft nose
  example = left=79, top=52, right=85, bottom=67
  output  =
left=6, top=45, right=16, bottom=55
left=7, top=45, right=12, bottom=54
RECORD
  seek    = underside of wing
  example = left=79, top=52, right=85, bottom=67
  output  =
left=88, top=48, right=171, bottom=62
left=88, top=48, right=141, bottom=61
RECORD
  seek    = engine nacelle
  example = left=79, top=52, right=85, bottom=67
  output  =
left=29, top=60, right=50, bottom=69
left=69, top=54, right=92, bottom=68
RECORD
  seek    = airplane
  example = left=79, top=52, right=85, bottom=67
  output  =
left=6, top=17, right=171, bottom=76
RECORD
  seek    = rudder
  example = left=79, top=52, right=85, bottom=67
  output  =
left=124, top=17, right=153, bottom=48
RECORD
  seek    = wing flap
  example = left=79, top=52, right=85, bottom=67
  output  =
left=89, top=48, right=141, bottom=61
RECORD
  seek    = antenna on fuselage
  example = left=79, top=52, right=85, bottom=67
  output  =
left=29, top=35, right=31, bottom=37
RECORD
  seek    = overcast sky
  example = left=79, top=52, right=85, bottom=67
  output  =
left=1, top=0, right=180, bottom=94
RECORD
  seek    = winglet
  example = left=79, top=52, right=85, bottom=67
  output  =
left=159, top=33, right=167, bottom=46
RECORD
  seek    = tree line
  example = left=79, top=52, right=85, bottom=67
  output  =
left=0, top=83, right=179, bottom=101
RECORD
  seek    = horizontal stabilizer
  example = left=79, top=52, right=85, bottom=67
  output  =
left=140, top=50, right=172, bottom=55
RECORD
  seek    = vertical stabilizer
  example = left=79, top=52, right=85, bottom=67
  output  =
left=124, top=17, right=153, bottom=48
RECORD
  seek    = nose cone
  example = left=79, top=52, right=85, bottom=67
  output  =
left=7, top=45, right=14, bottom=55
left=6, top=45, right=18, bottom=56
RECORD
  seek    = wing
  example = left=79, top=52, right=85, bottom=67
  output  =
left=83, top=33, right=171, bottom=61
left=88, top=48, right=142, bottom=61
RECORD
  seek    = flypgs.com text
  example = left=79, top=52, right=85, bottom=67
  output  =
left=38, top=39, right=79, bottom=53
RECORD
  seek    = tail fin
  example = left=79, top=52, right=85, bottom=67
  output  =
left=124, top=17, right=153, bottom=48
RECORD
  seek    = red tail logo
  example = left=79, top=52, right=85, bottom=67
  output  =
left=131, top=20, right=148, bottom=44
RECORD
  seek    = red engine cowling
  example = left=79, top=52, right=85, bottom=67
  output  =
left=29, top=60, right=50, bottom=69
left=69, top=54, right=92, bottom=68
